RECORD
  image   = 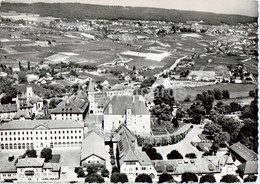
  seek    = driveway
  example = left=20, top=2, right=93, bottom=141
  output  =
left=155, top=125, right=204, bottom=159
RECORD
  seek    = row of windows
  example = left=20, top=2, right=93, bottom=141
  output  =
left=1, top=142, right=82, bottom=150
left=125, top=167, right=149, bottom=172
left=0, top=130, right=82, bottom=136
left=1, top=136, right=82, bottom=141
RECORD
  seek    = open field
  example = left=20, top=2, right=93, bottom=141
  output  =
left=176, top=83, right=257, bottom=101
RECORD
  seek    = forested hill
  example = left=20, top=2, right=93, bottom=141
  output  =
left=1, top=2, right=257, bottom=25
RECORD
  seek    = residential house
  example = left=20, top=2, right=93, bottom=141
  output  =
left=115, top=126, right=158, bottom=182
left=0, top=157, right=60, bottom=182
left=51, top=90, right=89, bottom=121
left=0, top=104, right=17, bottom=121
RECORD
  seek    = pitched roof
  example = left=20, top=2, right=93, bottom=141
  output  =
left=0, top=104, right=17, bottom=113
left=0, top=164, right=16, bottom=173
left=116, top=125, right=152, bottom=166
left=229, top=142, right=258, bottom=162
left=104, top=95, right=150, bottom=115
left=81, top=131, right=106, bottom=161
left=16, top=158, right=45, bottom=167
left=51, top=92, right=89, bottom=114
left=13, top=110, right=32, bottom=120
left=153, top=158, right=221, bottom=175
left=237, top=161, right=258, bottom=174
left=0, top=120, right=84, bottom=130
left=43, top=163, right=60, bottom=172
left=13, top=83, right=49, bottom=94
left=87, top=81, right=95, bottom=92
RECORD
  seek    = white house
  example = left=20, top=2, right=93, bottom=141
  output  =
left=0, top=157, right=60, bottom=182
left=51, top=90, right=89, bottom=121
left=103, top=95, right=151, bottom=135
left=0, top=120, right=84, bottom=151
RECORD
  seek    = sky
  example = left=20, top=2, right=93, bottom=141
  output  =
left=2, top=0, right=258, bottom=17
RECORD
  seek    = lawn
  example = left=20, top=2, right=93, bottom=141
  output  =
left=151, top=118, right=167, bottom=135
left=49, top=154, right=61, bottom=163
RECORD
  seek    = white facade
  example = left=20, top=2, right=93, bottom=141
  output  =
left=81, top=155, right=105, bottom=167
left=17, top=166, right=43, bottom=181
left=51, top=113, right=84, bottom=121
left=121, top=161, right=158, bottom=182
left=0, top=126, right=84, bottom=151
left=103, top=113, right=151, bottom=135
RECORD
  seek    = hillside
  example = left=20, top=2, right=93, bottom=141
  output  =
left=0, top=2, right=257, bottom=25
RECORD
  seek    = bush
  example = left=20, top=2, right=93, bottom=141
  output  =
left=101, top=168, right=109, bottom=178
left=181, top=172, right=198, bottom=183
left=158, top=173, right=173, bottom=183
left=200, top=174, right=216, bottom=183
left=85, top=173, right=104, bottom=183
left=87, top=164, right=98, bottom=175
left=185, top=153, right=197, bottom=159
left=244, top=174, right=257, bottom=182
left=220, top=175, right=240, bottom=183
left=76, top=167, right=85, bottom=178
left=135, top=173, right=152, bottom=183
left=167, top=150, right=183, bottom=159
left=111, top=173, right=128, bottom=183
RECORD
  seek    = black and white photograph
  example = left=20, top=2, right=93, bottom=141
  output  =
left=0, top=0, right=258, bottom=183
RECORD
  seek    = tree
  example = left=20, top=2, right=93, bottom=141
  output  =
left=187, top=103, right=205, bottom=124
left=220, top=175, right=240, bottom=183
left=213, top=88, right=222, bottom=100
left=18, top=72, right=27, bottom=84
left=181, top=172, right=198, bottom=183
left=222, top=90, right=230, bottom=99
left=27, top=61, right=30, bottom=71
left=40, top=148, right=52, bottom=162
left=76, top=167, right=85, bottom=178
left=172, top=117, right=179, bottom=127
left=48, top=98, right=62, bottom=109
left=214, top=131, right=230, bottom=145
left=135, top=173, right=152, bottom=183
left=199, top=174, right=216, bottom=183
left=142, top=144, right=163, bottom=160
left=24, top=149, right=37, bottom=158
left=185, top=153, right=197, bottom=159
left=111, top=166, right=120, bottom=174
left=158, top=173, right=173, bottom=183
left=111, top=173, right=128, bottom=183
left=244, top=174, right=257, bottom=182
left=249, top=89, right=257, bottom=97
left=85, top=173, right=104, bottom=183
left=167, top=150, right=183, bottom=159
left=230, top=101, right=241, bottom=112
left=87, top=164, right=98, bottom=175
left=101, top=168, right=109, bottom=178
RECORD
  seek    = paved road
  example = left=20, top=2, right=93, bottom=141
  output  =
left=155, top=124, right=204, bottom=160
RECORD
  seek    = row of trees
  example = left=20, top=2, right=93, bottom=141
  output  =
left=20, top=148, right=53, bottom=162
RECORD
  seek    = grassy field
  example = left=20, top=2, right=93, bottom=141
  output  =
left=175, top=83, right=257, bottom=102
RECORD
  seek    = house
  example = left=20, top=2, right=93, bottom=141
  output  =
left=0, top=157, right=60, bottom=182
left=237, top=161, right=258, bottom=179
left=0, top=104, right=17, bottom=121
left=51, top=90, right=89, bottom=121
left=103, top=95, right=151, bottom=135
left=152, top=158, right=220, bottom=182
left=13, top=109, right=32, bottom=120
left=80, top=131, right=106, bottom=168
left=0, top=120, right=84, bottom=151
left=115, top=126, right=158, bottom=182
left=229, top=142, right=258, bottom=163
